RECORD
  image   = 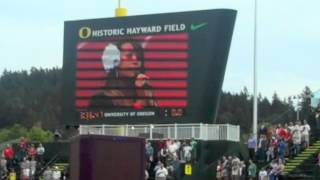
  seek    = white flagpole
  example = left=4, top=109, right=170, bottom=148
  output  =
left=253, top=0, right=258, bottom=140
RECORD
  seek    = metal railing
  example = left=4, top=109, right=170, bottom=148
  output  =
left=79, top=123, right=240, bottom=142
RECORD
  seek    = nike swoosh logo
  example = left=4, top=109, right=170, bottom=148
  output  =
left=190, top=23, right=208, bottom=31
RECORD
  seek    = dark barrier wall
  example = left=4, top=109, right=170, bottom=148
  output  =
left=190, top=141, right=249, bottom=180
left=43, top=140, right=247, bottom=180
left=62, top=9, right=237, bottom=125
left=69, top=135, right=145, bottom=180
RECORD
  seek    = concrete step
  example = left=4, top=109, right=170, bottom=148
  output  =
left=296, top=154, right=314, bottom=157
left=305, top=148, right=319, bottom=151
left=284, top=169, right=295, bottom=172
left=297, top=164, right=318, bottom=169
left=286, top=162, right=302, bottom=166
left=288, top=159, right=305, bottom=163
left=284, top=166, right=296, bottom=169
left=285, top=174, right=314, bottom=179
left=286, top=169, right=306, bottom=173
left=285, top=165, right=297, bottom=169
left=288, top=169, right=315, bottom=174
left=293, top=156, right=309, bottom=160
left=297, top=153, right=312, bottom=157
left=52, top=163, right=69, bottom=171
left=301, top=151, right=317, bottom=154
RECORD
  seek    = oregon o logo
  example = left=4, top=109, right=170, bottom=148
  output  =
left=79, top=27, right=92, bottom=39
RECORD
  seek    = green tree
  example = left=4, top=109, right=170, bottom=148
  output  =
left=299, top=86, right=313, bottom=120
left=7, top=124, right=28, bottom=139
left=0, top=67, right=62, bottom=129
left=259, top=97, right=271, bottom=121
left=0, top=129, right=10, bottom=142
left=0, top=124, right=28, bottom=142
left=26, top=127, right=54, bottom=143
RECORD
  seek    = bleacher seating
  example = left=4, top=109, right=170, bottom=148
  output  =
left=283, top=140, right=320, bottom=179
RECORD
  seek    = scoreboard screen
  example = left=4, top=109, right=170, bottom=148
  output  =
left=62, top=9, right=237, bottom=125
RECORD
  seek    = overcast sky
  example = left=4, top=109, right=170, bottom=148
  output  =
left=0, top=0, right=319, bottom=99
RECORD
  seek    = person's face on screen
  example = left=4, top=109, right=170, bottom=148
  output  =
left=118, top=42, right=142, bottom=78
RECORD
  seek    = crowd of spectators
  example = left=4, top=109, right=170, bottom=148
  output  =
left=257, top=120, right=310, bottom=162
left=0, top=137, right=67, bottom=180
left=215, top=155, right=248, bottom=180
left=214, top=119, right=312, bottom=180
left=248, top=120, right=311, bottom=180
left=145, top=138, right=198, bottom=180
left=0, top=119, right=314, bottom=180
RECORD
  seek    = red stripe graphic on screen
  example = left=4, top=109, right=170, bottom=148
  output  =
left=77, top=34, right=188, bottom=44
left=76, top=80, right=187, bottom=88
left=76, top=80, right=107, bottom=88
left=77, top=62, right=188, bottom=69
left=77, top=52, right=102, bottom=59
left=77, top=62, right=104, bottom=69
left=77, top=51, right=188, bottom=60
left=78, top=42, right=188, bottom=51
left=77, top=42, right=107, bottom=50
left=76, top=100, right=187, bottom=108
left=145, top=71, right=187, bottom=79
left=75, top=33, right=189, bottom=109
left=144, top=52, right=188, bottom=60
left=143, top=42, right=188, bottom=50
left=76, top=71, right=187, bottom=79
left=76, top=90, right=187, bottom=98
left=133, top=34, right=188, bottom=41
left=144, top=62, right=187, bottom=69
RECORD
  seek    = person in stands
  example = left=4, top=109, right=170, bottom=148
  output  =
left=20, top=157, right=30, bottom=180
left=18, top=137, right=28, bottom=161
left=277, top=138, right=286, bottom=162
left=247, top=160, right=257, bottom=180
left=301, top=119, right=311, bottom=149
left=3, top=144, right=15, bottom=170
left=183, top=142, right=192, bottom=163
left=247, top=134, right=257, bottom=161
left=145, top=169, right=149, bottom=180
left=52, top=166, right=61, bottom=180
left=30, top=157, right=37, bottom=179
left=8, top=168, right=17, bottom=180
left=145, top=141, right=154, bottom=169
left=0, top=156, right=7, bottom=178
left=43, top=167, right=53, bottom=180
left=155, top=163, right=168, bottom=180
left=258, top=124, right=268, bottom=137
left=28, top=144, right=37, bottom=160
left=216, top=160, right=223, bottom=180
left=190, top=138, right=198, bottom=162
left=231, top=155, right=241, bottom=180
left=37, top=143, right=45, bottom=164
left=292, top=121, right=302, bottom=155
left=258, top=167, right=268, bottom=180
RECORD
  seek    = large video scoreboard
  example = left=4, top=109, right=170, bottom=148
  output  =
left=62, top=9, right=236, bottom=125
